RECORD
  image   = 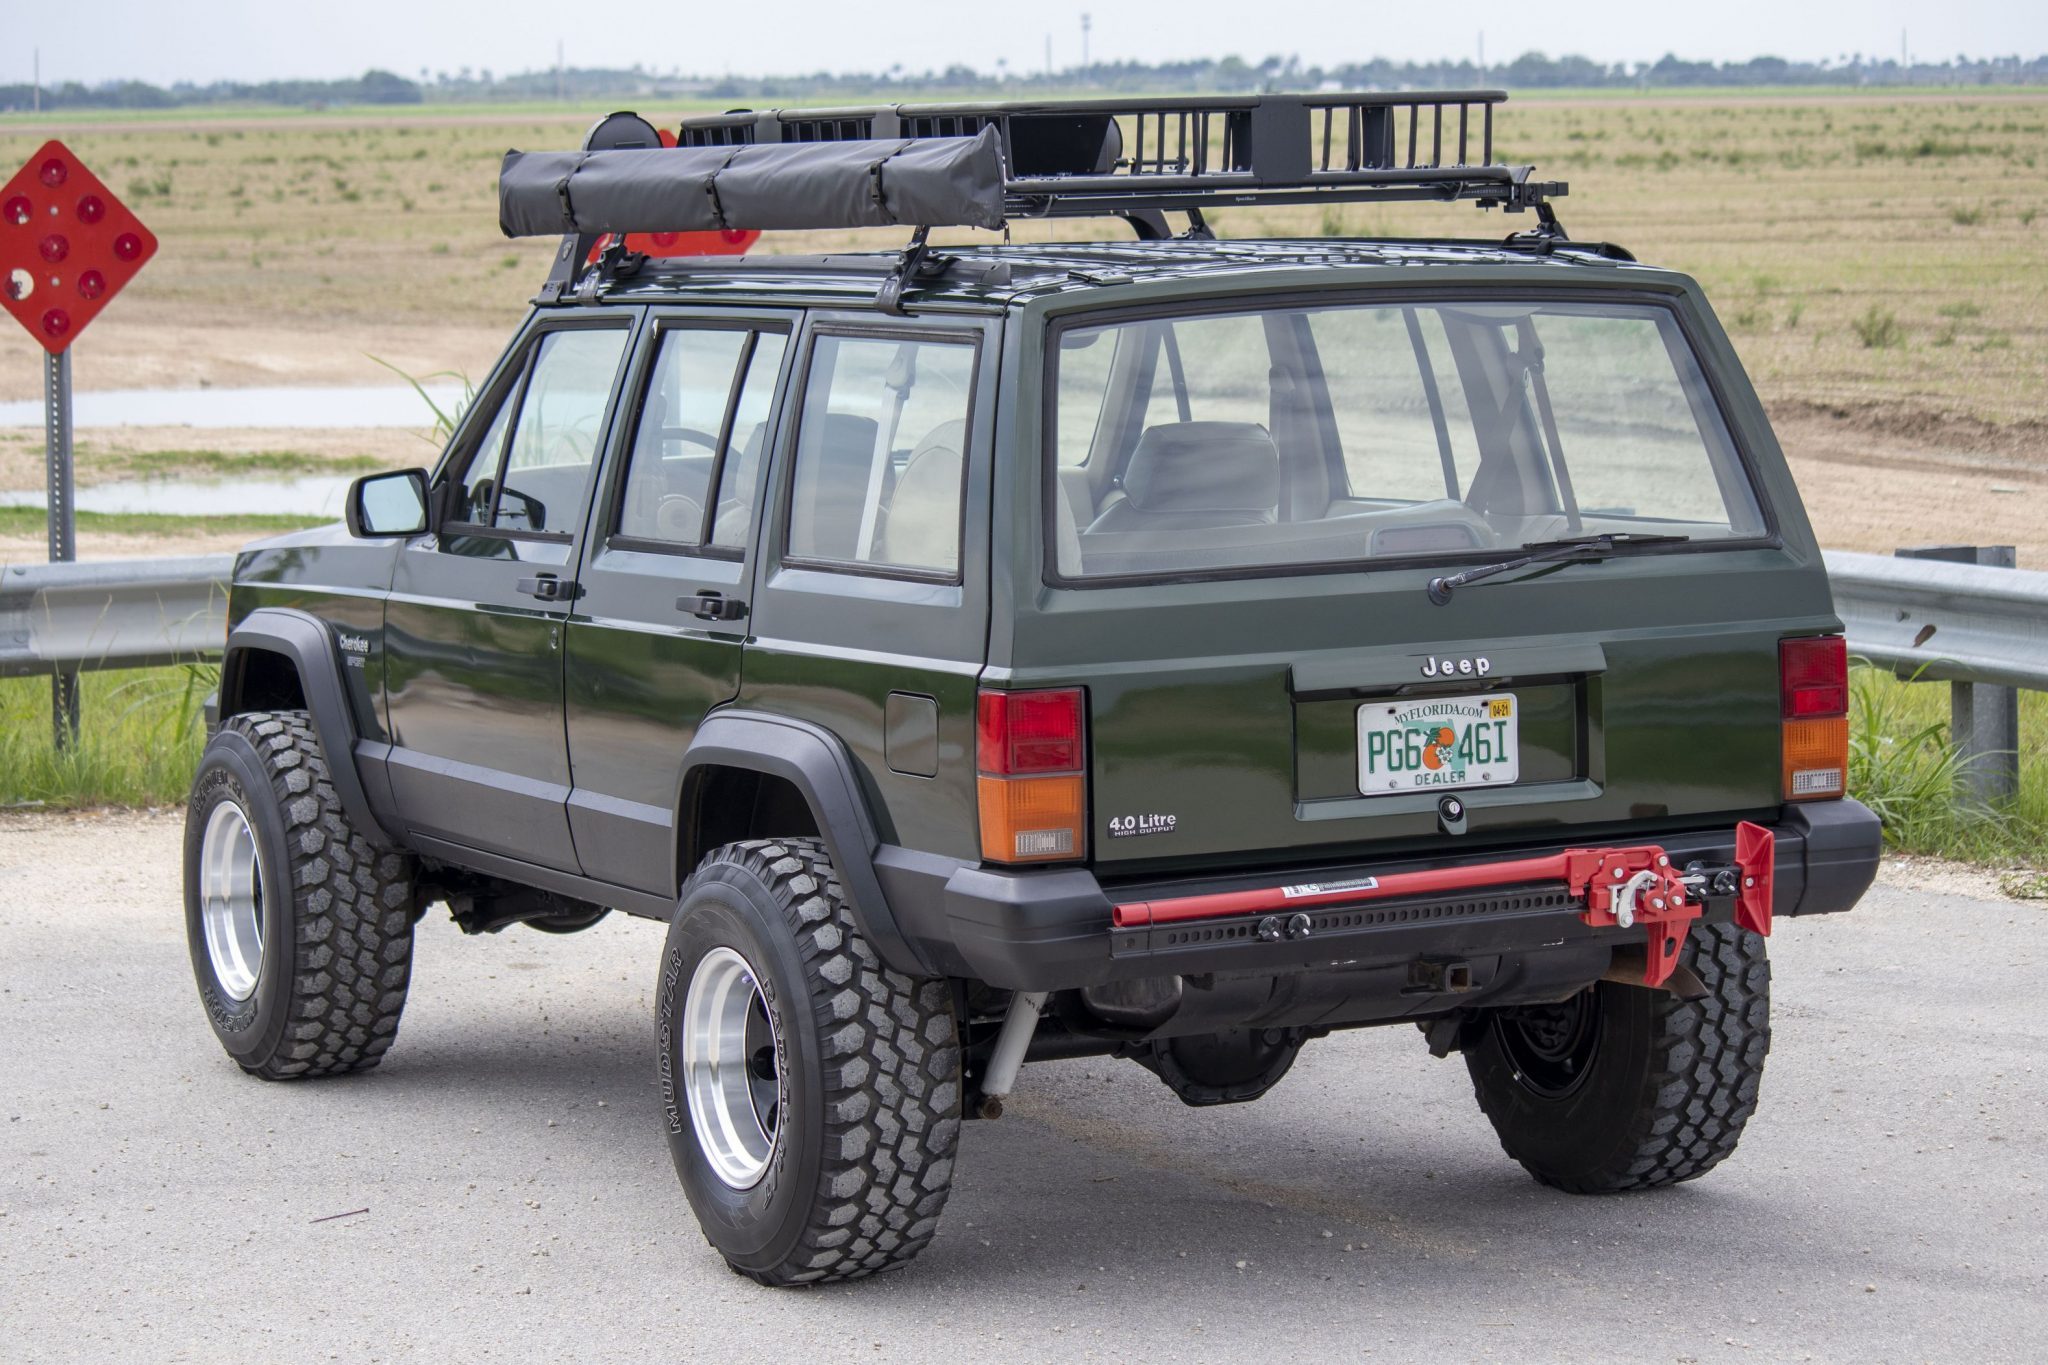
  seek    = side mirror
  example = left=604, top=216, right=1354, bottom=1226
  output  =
left=345, top=468, right=433, bottom=539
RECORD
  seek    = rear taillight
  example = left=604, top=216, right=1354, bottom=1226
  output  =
left=1780, top=635, right=1848, bottom=800
left=977, top=687, right=1086, bottom=862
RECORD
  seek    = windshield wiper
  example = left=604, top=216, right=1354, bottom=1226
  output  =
left=1426, top=533, right=1691, bottom=606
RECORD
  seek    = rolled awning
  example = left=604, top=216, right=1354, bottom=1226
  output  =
left=499, top=125, right=1007, bottom=238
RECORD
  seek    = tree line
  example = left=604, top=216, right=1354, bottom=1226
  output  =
left=5, top=51, right=2046, bottom=113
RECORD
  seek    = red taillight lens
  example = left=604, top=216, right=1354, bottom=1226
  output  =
left=977, top=687, right=1084, bottom=775
left=1780, top=635, right=1848, bottom=801
left=1780, top=635, right=1848, bottom=719
left=977, top=687, right=1087, bottom=863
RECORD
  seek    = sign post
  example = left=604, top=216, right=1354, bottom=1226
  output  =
left=45, top=347, right=76, bottom=743
left=1, top=140, right=158, bottom=749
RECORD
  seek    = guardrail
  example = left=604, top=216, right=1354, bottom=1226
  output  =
left=0, top=554, right=232, bottom=680
left=4, top=547, right=2039, bottom=798
left=1823, top=549, right=2048, bottom=690
left=1824, top=547, right=2044, bottom=804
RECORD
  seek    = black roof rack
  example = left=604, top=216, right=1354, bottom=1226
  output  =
left=676, top=91, right=1565, bottom=234
left=515, top=94, right=1570, bottom=308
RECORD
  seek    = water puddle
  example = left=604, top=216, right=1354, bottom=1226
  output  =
left=0, top=384, right=464, bottom=430
left=0, top=474, right=353, bottom=517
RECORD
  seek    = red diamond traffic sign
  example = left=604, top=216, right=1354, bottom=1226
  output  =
left=1, top=139, right=159, bottom=354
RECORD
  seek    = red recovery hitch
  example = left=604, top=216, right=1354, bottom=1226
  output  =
left=1110, top=822, right=1776, bottom=989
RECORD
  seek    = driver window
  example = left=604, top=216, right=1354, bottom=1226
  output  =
left=616, top=328, right=751, bottom=546
left=493, top=328, right=629, bottom=534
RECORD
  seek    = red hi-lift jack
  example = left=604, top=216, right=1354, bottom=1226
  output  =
left=1112, top=822, right=1776, bottom=989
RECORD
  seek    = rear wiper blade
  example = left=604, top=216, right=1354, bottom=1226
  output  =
left=1427, top=533, right=1691, bottom=606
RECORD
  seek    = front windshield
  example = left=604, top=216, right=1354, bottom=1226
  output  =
left=1049, top=298, right=1766, bottom=580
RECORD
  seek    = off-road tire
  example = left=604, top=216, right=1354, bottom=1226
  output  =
left=183, top=710, right=418, bottom=1080
left=1463, top=920, right=1770, bottom=1193
left=657, top=838, right=961, bottom=1286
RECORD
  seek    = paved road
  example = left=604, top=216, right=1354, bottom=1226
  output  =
left=2, top=813, right=2042, bottom=1362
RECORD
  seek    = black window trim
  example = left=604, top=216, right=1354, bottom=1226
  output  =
left=1039, top=284, right=1782, bottom=590
left=600, top=316, right=793, bottom=563
left=435, top=314, right=637, bottom=545
left=777, top=322, right=983, bottom=588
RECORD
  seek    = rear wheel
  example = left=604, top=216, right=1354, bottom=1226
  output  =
left=656, top=838, right=961, bottom=1286
left=1462, top=920, right=1770, bottom=1193
left=183, top=711, right=418, bottom=1079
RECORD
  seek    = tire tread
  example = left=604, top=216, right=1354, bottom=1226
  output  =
left=222, top=711, right=415, bottom=1080
left=711, top=838, right=959, bottom=1285
left=1470, top=921, right=1771, bottom=1193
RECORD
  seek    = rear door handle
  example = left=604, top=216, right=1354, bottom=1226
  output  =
left=678, top=591, right=747, bottom=622
left=516, top=575, right=578, bottom=602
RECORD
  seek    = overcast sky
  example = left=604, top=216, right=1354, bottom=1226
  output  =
left=9, top=0, right=2047, bottom=87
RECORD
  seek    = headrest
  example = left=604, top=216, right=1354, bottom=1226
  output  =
left=1122, top=421, right=1280, bottom=515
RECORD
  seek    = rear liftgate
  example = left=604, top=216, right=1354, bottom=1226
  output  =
left=1111, top=821, right=1778, bottom=990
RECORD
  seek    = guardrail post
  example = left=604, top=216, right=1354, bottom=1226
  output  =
left=1896, top=545, right=2020, bottom=805
left=45, top=348, right=79, bottom=750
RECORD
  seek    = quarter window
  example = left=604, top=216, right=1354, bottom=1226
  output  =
left=786, top=335, right=975, bottom=577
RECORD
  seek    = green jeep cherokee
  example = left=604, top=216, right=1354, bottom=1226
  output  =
left=182, top=92, right=1881, bottom=1285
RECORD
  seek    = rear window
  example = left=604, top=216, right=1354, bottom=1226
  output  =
left=1048, top=299, right=1766, bottom=581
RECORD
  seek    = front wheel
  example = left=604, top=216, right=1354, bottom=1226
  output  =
left=183, top=711, right=418, bottom=1079
left=656, top=839, right=961, bottom=1286
left=1462, top=920, right=1771, bottom=1193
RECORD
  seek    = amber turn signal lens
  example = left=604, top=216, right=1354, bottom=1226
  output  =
left=977, top=773, right=1086, bottom=863
left=1783, top=715, right=1848, bottom=800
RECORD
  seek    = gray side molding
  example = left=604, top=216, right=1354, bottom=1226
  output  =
left=678, top=710, right=930, bottom=976
left=218, top=607, right=394, bottom=848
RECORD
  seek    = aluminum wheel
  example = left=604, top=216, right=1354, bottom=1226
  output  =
left=199, top=800, right=266, bottom=1001
left=681, top=946, right=781, bottom=1190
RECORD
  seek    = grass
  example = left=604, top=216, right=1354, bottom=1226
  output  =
left=99, top=448, right=383, bottom=478
left=1850, top=305, right=1906, bottom=349
left=0, top=507, right=329, bottom=536
left=0, top=665, right=216, bottom=809
left=1848, top=664, right=2048, bottom=867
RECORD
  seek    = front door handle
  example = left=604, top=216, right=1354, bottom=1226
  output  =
left=516, top=575, right=577, bottom=602
left=678, top=591, right=747, bottom=622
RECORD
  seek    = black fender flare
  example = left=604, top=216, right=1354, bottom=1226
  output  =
left=676, top=710, right=931, bottom=977
left=217, top=607, right=394, bottom=848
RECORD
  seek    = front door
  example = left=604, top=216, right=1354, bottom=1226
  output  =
left=561, top=311, right=795, bottom=893
left=383, top=313, right=637, bottom=871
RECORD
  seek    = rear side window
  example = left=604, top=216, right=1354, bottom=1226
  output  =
left=1049, top=299, right=1765, bottom=581
left=785, top=334, right=976, bottom=578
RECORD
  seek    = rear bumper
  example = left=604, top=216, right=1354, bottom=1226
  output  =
left=877, top=800, right=1882, bottom=992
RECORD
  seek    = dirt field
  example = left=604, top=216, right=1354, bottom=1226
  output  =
left=0, top=92, right=2044, bottom=562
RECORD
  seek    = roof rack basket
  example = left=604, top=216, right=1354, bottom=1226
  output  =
left=503, top=92, right=1570, bottom=305
left=674, top=90, right=1564, bottom=234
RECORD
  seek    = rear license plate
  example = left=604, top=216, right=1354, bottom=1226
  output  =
left=1357, top=693, right=1518, bottom=795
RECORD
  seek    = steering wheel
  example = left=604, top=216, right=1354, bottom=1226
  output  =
left=665, top=425, right=722, bottom=453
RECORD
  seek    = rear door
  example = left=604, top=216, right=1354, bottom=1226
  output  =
left=740, top=314, right=999, bottom=863
left=561, top=310, right=794, bottom=892
left=383, top=312, right=637, bottom=871
left=1010, top=281, right=1836, bottom=874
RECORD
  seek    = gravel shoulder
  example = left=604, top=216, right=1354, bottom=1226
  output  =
left=1, top=810, right=2042, bottom=1361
